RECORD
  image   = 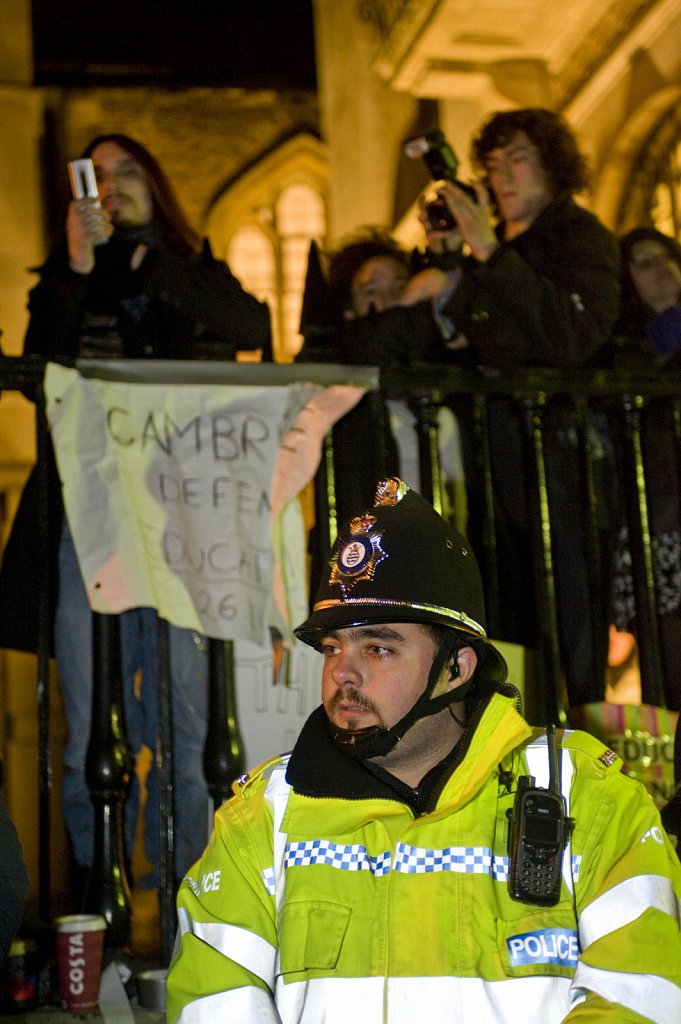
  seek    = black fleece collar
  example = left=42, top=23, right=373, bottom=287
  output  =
left=285, top=705, right=402, bottom=802
left=285, top=685, right=499, bottom=808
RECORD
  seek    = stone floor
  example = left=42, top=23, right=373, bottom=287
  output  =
left=0, top=1008, right=165, bottom=1023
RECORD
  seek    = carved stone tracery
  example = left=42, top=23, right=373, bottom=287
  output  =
left=620, top=105, right=681, bottom=238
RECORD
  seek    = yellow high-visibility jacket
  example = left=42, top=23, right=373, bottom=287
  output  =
left=168, top=691, right=681, bottom=1023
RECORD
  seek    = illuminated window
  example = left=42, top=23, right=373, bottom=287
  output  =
left=227, top=184, right=326, bottom=362
left=226, top=225, right=277, bottom=361
left=207, top=134, right=328, bottom=363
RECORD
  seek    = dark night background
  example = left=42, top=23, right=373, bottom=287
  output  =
left=31, top=0, right=317, bottom=90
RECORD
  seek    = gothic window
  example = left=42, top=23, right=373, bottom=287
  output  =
left=206, top=134, right=328, bottom=362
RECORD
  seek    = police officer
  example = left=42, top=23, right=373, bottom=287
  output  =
left=168, top=478, right=681, bottom=1023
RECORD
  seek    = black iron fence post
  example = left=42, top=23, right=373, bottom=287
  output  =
left=410, top=393, right=444, bottom=514
left=203, top=639, right=245, bottom=810
left=472, top=393, right=501, bottom=640
left=156, top=618, right=176, bottom=965
left=522, top=392, right=564, bottom=726
left=85, top=611, right=133, bottom=952
left=34, top=383, right=53, bottom=922
left=620, top=393, right=664, bottom=706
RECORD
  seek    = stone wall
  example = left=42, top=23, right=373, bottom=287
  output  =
left=57, top=86, right=319, bottom=233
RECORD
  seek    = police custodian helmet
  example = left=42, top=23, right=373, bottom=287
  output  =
left=294, top=477, right=507, bottom=684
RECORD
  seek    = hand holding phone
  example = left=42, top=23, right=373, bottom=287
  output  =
left=67, top=158, right=112, bottom=271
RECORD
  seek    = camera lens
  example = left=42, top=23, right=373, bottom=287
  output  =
left=426, top=198, right=456, bottom=232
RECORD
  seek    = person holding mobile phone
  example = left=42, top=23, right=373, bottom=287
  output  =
left=0, top=135, right=271, bottom=894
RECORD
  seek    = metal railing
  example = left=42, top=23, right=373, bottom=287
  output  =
left=0, top=355, right=678, bottom=961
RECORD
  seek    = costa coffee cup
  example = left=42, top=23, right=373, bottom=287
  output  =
left=54, top=914, right=106, bottom=1013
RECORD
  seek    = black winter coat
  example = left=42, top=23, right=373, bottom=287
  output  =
left=442, top=195, right=620, bottom=369
left=0, top=786, right=28, bottom=969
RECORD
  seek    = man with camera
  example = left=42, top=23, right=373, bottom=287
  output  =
left=415, top=108, right=620, bottom=708
left=167, top=476, right=681, bottom=1023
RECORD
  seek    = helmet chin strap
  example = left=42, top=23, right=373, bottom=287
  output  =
left=328, top=636, right=474, bottom=761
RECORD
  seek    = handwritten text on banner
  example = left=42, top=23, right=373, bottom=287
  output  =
left=45, top=363, right=363, bottom=646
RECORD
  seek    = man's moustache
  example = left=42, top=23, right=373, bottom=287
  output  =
left=329, top=688, right=375, bottom=714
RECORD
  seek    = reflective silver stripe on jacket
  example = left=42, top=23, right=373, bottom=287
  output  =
left=571, top=962, right=681, bottom=1024
left=579, top=872, right=681, bottom=949
left=264, top=758, right=293, bottom=914
left=176, top=985, right=283, bottom=1023
left=274, top=973, right=571, bottom=1023
left=176, top=907, right=277, bottom=988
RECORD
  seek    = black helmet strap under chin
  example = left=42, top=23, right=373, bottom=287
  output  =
left=330, top=634, right=475, bottom=760
left=387, top=635, right=475, bottom=739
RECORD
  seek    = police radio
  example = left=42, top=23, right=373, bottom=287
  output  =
left=507, top=725, right=572, bottom=906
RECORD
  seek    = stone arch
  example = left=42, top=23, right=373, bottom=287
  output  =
left=592, top=87, right=681, bottom=235
left=205, top=133, right=329, bottom=361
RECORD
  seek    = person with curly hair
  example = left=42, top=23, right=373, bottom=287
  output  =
left=420, top=108, right=621, bottom=708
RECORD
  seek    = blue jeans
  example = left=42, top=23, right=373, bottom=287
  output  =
left=55, top=522, right=211, bottom=880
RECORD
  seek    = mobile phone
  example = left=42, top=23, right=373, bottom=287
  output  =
left=507, top=775, right=569, bottom=906
left=68, top=159, right=99, bottom=201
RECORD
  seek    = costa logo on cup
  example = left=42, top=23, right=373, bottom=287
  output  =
left=67, top=932, right=86, bottom=995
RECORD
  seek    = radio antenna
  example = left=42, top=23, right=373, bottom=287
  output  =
left=547, top=723, right=560, bottom=795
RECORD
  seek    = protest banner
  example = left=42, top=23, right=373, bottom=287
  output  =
left=45, top=362, right=368, bottom=646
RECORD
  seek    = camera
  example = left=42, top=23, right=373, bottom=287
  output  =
left=404, top=129, right=477, bottom=231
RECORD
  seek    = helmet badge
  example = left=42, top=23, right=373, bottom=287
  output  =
left=374, top=477, right=408, bottom=507
left=328, top=513, right=387, bottom=597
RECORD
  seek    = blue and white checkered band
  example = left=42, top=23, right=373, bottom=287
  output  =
left=328, top=515, right=387, bottom=596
